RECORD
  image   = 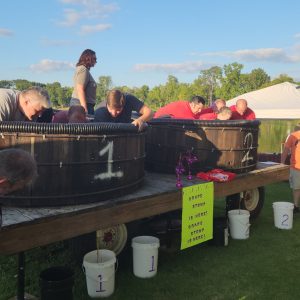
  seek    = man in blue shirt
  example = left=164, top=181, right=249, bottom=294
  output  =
left=94, top=90, right=153, bottom=131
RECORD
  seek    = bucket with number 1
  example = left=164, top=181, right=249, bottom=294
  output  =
left=82, top=249, right=116, bottom=298
left=132, top=236, right=160, bottom=278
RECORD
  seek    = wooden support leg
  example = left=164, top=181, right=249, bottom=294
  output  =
left=17, top=252, right=25, bottom=300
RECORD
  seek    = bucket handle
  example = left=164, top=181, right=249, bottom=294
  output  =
left=245, top=223, right=250, bottom=235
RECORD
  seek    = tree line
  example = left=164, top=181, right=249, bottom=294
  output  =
left=0, top=62, right=298, bottom=110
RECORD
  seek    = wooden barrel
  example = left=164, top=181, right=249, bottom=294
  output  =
left=0, top=122, right=145, bottom=207
left=146, top=119, right=260, bottom=174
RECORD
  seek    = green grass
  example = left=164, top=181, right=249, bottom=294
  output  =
left=1, top=182, right=299, bottom=300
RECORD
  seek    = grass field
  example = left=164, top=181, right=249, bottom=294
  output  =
left=1, top=181, right=299, bottom=300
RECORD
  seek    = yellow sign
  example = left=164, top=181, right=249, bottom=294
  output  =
left=180, top=182, right=214, bottom=250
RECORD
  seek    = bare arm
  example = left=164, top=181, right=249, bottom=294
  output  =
left=281, top=146, right=290, bottom=164
left=131, top=105, right=154, bottom=131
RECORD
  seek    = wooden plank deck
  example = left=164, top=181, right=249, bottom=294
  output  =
left=0, top=163, right=289, bottom=255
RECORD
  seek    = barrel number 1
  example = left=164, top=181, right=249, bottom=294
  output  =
left=94, top=141, right=124, bottom=181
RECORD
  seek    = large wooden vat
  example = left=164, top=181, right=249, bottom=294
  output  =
left=146, top=119, right=260, bottom=174
left=0, top=122, right=145, bottom=207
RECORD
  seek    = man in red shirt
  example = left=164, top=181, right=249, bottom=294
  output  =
left=200, top=98, right=227, bottom=120
left=230, top=99, right=256, bottom=120
left=154, top=96, right=213, bottom=119
left=200, top=106, right=232, bottom=120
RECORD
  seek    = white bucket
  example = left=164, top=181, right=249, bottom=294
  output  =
left=132, top=236, right=160, bottom=278
left=83, top=249, right=116, bottom=298
left=228, top=209, right=250, bottom=239
left=272, top=202, right=294, bottom=230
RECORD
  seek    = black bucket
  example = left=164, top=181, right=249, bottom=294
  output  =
left=211, top=217, right=229, bottom=246
left=40, top=266, right=74, bottom=300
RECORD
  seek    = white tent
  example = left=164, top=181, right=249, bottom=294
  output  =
left=226, top=82, right=300, bottom=119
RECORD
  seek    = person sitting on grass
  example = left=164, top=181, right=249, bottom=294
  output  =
left=52, top=106, right=87, bottom=123
left=0, top=148, right=37, bottom=196
left=281, top=126, right=300, bottom=213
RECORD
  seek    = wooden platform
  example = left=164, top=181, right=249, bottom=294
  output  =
left=0, top=162, right=289, bottom=255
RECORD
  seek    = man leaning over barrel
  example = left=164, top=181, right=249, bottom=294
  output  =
left=94, top=89, right=153, bottom=131
left=0, top=86, right=50, bottom=122
left=154, top=96, right=213, bottom=119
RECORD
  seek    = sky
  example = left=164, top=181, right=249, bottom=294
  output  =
left=1, top=0, right=300, bottom=89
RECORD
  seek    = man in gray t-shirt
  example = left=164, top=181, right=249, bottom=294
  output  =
left=0, top=86, right=50, bottom=122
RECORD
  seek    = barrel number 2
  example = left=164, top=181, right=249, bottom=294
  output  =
left=94, top=141, right=124, bottom=180
left=241, top=133, right=253, bottom=163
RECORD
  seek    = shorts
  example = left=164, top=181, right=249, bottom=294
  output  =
left=289, top=168, right=300, bottom=189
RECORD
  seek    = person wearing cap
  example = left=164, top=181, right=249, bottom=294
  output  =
left=94, top=89, right=153, bottom=131
left=154, top=96, right=213, bottom=119
left=0, top=86, right=50, bottom=122
left=230, top=98, right=256, bottom=120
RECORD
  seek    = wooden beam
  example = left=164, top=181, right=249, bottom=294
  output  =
left=0, top=163, right=289, bottom=255
left=0, top=192, right=181, bottom=255
left=214, top=163, right=289, bottom=197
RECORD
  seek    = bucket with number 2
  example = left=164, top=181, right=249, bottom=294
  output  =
left=272, top=202, right=294, bottom=230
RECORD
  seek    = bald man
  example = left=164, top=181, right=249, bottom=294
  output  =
left=230, top=99, right=256, bottom=120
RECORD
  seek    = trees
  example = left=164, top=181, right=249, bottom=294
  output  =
left=261, top=74, right=295, bottom=88
left=1, top=65, right=295, bottom=110
left=192, top=66, right=222, bottom=105
left=239, top=68, right=270, bottom=94
left=15, top=79, right=45, bottom=91
left=97, top=76, right=112, bottom=104
left=134, top=85, right=150, bottom=102
left=218, top=62, right=244, bottom=100
left=161, top=75, right=180, bottom=103
left=0, top=80, right=14, bottom=88
left=45, top=82, right=72, bottom=107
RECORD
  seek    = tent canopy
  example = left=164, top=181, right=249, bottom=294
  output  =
left=226, top=82, right=300, bottom=119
